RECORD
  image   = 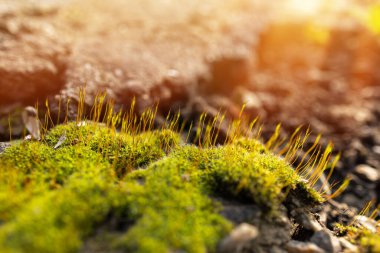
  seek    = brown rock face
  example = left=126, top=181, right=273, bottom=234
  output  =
left=0, top=36, right=69, bottom=105
left=0, top=0, right=268, bottom=111
left=0, top=0, right=69, bottom=105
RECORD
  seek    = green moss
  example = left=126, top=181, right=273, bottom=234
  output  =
left=154, top=144, right=310, bottom=211
left=0, top=121, right=323, bottom=253
left=45, top=122, right=180, bottom=176
left=232, top=137, right=268, bottom=154
left=0, top=142, right=110, bottom=222
left=335, top=223, right=359, bottom=236
left=335, top=223, right=380, bottom=252
left=1, top=141, right=109, bottom=183
left=294, top=181, right=325, bottom=205
left=116, top=172, right=231, bottom=253
left=0, top=175, right=120, bottom=253
left=44, top=121, right=106, bottom=147
left=360, top=232, right=380, bottom=252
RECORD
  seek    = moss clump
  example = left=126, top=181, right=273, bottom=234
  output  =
left=335, top=221, right=380, bottom=252
left=0, top=173, right=122, bottom=253
left=0, top=142, right=110, bottom=222
left=360, top=232, right=380, bottom=252
left=232, top=137, right=268, bottom=154
left=1, top=141, right=109, bottom=184
left=117, top=165, right=231, bottom=253
left=0, top=122, right=322, bottom=253
left=45, top=122, right=180, bottom=176
left=149, top=143, right=316, bottom=211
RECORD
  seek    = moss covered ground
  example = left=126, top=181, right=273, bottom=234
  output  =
left=0, top=120, right=325, bottom=253
left=336, top=216, right=380, bottom=253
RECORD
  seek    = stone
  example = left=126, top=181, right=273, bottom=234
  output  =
left=354, top=164, right=379, bottom=182
left=373, top=145, right=380, bottom=155
left=0, top=3, right=69, bottom=106
left=286, top=240, right=325, bottom=253
left=22, top=106, right=41, bottom=140
left=0, top=142, right=10, bottom=154
left=354, top=215, right=378, bottom=234
left=53, top=133, right=67, bottom=149
left=247, top=212, right=293, bottom=253
left=0, top=0, right=269, bottom=111
left=290, top=210, right=323, bottom=232
left=339, top=238, right=359, bottom=253
left=310, top=229, right=342, bottom=253
left=218, top=223, right=258, bottom=253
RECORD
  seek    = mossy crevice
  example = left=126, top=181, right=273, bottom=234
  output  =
left=0, top=122, right=323, bottom=253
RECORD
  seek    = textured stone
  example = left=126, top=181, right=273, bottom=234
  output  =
left=290, top=210, right=323, bottom=233
left=218, top=223, right=259, bottom=253
left=354, top=215, right=378, bottom=234
left=0, top=0, right=268, bottom=110
left=354, top=164, right=379, bottom=182
left=310, top=229, right=342, bottom=253
left=286, top=240, right=325, bottom=253
left=339, top=238, right=359, bottom=253
left=0, top=4, right=69, bottom=105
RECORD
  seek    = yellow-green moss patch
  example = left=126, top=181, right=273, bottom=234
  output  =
left=335, top=220, right=380, bottom=252
left=0, top=122, right=323, bottom=253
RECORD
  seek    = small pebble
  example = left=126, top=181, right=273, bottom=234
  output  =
left=54, top=133, right=67, bottom=149
left=218, top=223, right=258, bottom=253
left=290, top=210, right=323, bottom=232
left=354, top=164, right=379, bottom=182
left=373, top=145, right=380, bottom=155
left=22, top=106, right=41, bottom=140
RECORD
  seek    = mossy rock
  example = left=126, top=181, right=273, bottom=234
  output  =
left=0, top=122, right=323, bottom=253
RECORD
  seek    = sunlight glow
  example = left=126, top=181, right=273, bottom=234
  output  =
left=286, top=0, right=323, bottom=16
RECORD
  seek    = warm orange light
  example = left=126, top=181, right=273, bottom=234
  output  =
left=285, top=0, right=323, bottom=16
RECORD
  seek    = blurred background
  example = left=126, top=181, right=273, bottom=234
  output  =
left=0, top=0, right=380, bottom=209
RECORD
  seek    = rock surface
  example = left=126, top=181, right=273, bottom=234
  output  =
left=0, top=0, right=269, bottom=111
left=354, top=164, right=379, bottom=182
left=310, top=230, right=342, bottom=253
left=354, top=215, right=378, bottom=234
left=286, top=240, right=325, bottom=253
left=339, top=238, right=359, bottom=253
left=0, top=0, right=69, bottom=105
left=218, top=223, right=258, bottom=253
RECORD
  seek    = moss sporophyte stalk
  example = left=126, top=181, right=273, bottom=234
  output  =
left=0, top=95, right=350, bottom=253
